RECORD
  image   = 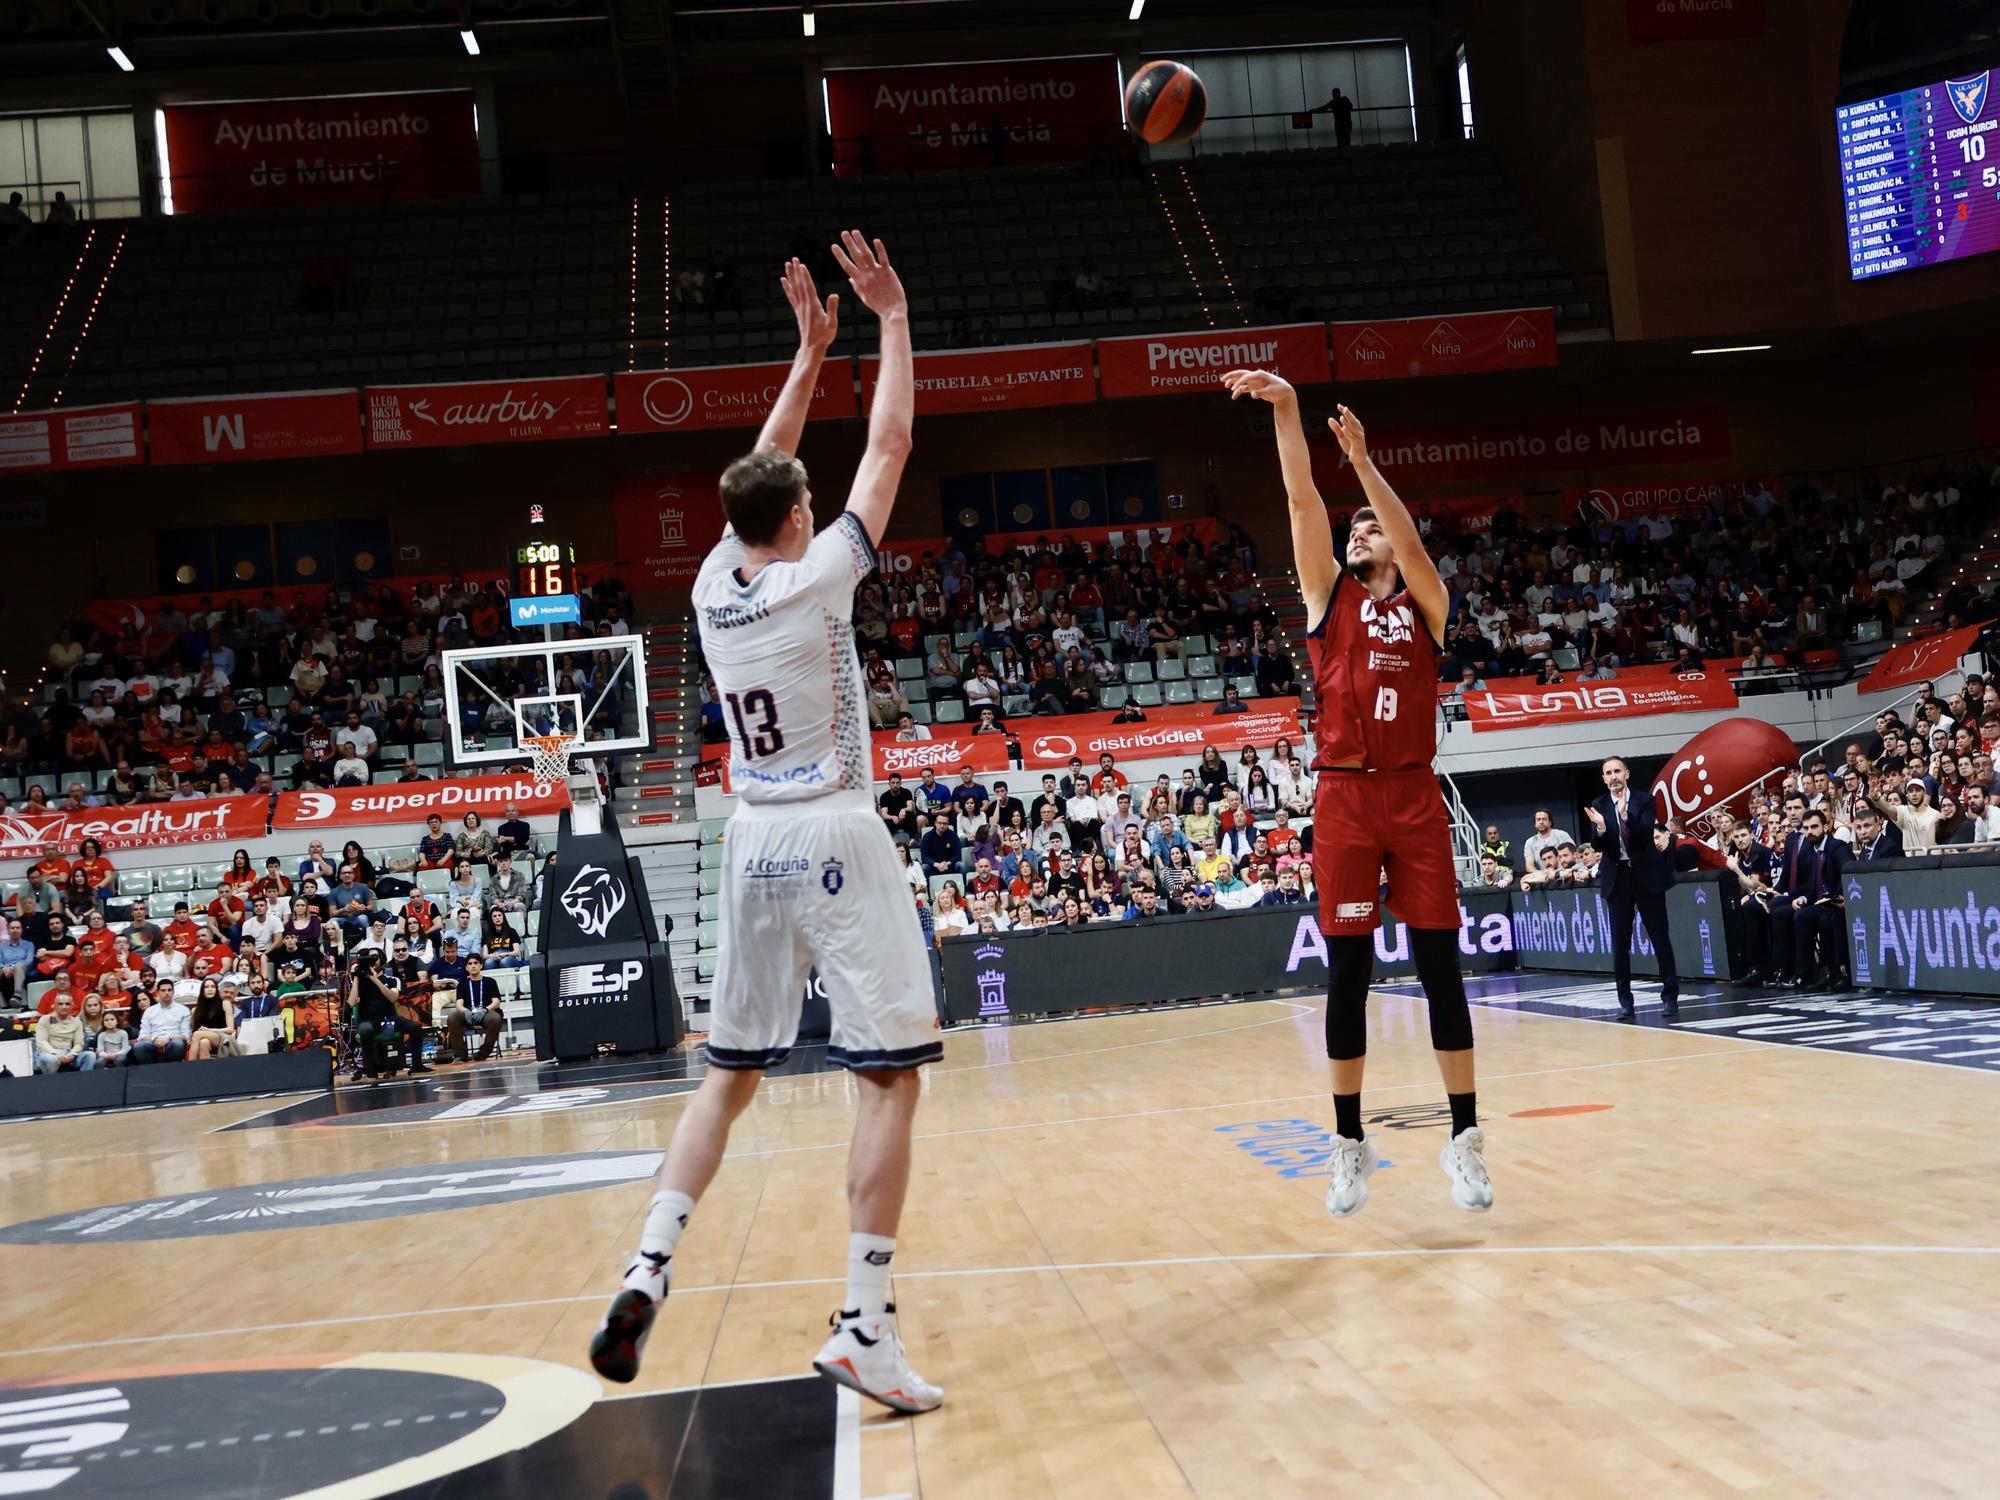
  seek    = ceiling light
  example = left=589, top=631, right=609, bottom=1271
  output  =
left=802, top=7, right=814, bottom=34
left=1690, top=343, right=1772, bottom=355
left=108, top=44, right=134, bottom=69
left=1128, top=0, right=1145, bottom=16
left=459, top=27, right=479, bottom=53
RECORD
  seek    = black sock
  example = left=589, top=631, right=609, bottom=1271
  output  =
left=1334, top=1092, right=1363, bottom=1142
left=1448, top=1092, right=1478, bottom=1135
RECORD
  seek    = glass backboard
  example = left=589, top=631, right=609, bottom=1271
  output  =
left=440, top=634, right=653, bottom=768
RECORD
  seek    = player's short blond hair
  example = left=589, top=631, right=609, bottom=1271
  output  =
left=721, top=447, right=809, bottom=545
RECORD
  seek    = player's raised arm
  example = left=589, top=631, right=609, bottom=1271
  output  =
left=831, top=231, right=911, bottom=548
left=1221, top=368, right=1338, bottom=630
left=1326, top=404, right=1448, bottom=644
left=753, top=258, right=841, bottom=458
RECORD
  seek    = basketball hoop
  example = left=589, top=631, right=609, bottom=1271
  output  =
left=524, top=732, right=578, bottom=790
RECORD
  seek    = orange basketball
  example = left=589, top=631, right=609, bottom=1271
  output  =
left=1124, top=59, right=1207, bottom=146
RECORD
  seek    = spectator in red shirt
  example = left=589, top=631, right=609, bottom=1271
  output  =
left=71, top=838, right=115, bottom=896
left=28, top=853, right=70, bottom=887
left=222, top=848, right=259, bottom=893
left=207, top=884, right=247, bottom=944
left=1090, top=753, right=1128, bottom=795
left=164, top=903, right=202, bottom=954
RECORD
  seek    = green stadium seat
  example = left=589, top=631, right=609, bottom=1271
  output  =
left=697, top=893, right=720, bottom=922
left=1198, top=678, right=1226, bottom=702
left=1188, top=655, right=1219, bottom=679
left=698, top=844, right=724, bottom=870
left=699, top=869, right=721, bottom=895
left=1232, top=676, right=1259, bottom=697
left=1100, top=685, right=1128, bottom=709
left=1181, top=634, right=1210, bottom=656
left=934, top=700, right=966, bottom=723
left=1125, top=661, right=1155, bottom=683
left=895, top=657, right=924, bottom=680
left=1156, top=658, right=1187, bottom=681
left=699, top=818, right=728, bottom=844
left=697, top=954, right=719, bottom=980
left=697, top=920, right=721, bottom=949
left=1133, top=683, right=1164, bottom=707
left=155, top=866, right=193, bottom=894
left=116, top=871, right=154, bottom=898
left=416, top=868, right=451, bottom=895
left=1164, top=681, right=1196, bottom=705
left=192, top=862, right=230, bottom=891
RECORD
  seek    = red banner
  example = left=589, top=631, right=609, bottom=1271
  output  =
left=877, top=536, right=952, bottom=578
left=1016, top=700, right=1304, bottom=769
left=147, top=389, right=361, bottom=465
left=1313, top=407, right=1733, bottom=486
left=824, top=55, right=1124, bottom=175
left=612, top=473, right=728, bottom=593
left=615, top=360, right=856, bottom=435
left=272, top=773, right=565, bottom=830
left=1857, top=623, right=1987, bottom=695
left=0, top=797, right=267, bottom=864
left=1098, top=323, right=1330, bottom=400
left=870, top=733, right=1011, bottom=781
left=982, top=517, right=1218, bottom=558
left=1463, top=674, right=1738, bottom=732
left=1405, top=494, right=1520, bottom=534
left=1565, top=475, right=1766, bottom=524
left=83, top=583, right=335, bottom=642
left=1330, top=308, right=1557, bottom=382
left=860, top=342, right=1095, bottom=416
left=160, top=91, right=480, bottom=213
left=364, top=375, right=608, bottom=450
left=0, top=403, right=142, bottom=472
left=1626, top=0, right=1765, bottom=42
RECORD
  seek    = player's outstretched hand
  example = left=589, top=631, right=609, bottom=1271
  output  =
left=782, top=258, right=839, bottom=354
left=1327, top=403, right=1371, bottom=464
left=830, top=231, right=906, bottom=318
left=1220, top=369, right=1296, bottom=406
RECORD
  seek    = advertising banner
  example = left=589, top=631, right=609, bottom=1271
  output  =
left=937, top=893, right=1513, bottom=1023
left=147, top=389, right=362, bottom=465
left=860, top=342, right=1095, bottom=415
left=0, top=403, right=142, bottom=472
left=1565, top=475, right=1767, bottom=524
left=980, top=516, right=1217, bottom=558
left=1857, top=622, right=1986, bottom=694
left=1843, top=859, right=2000, bottom=997
left=82, top=583, right=334, bottom=641
left=870, top=733, right=1011, bottom=781
left=1098, top=323, right=1329, bottom=400
left=1312, top=407, right=1733, bottom=486
left=160, top=90, right=480, bottom=213
left=876, top=536, right=953, bottom=578
left=1329, top=308, right=1556, bottom=382
left=0, top=797, right=268, bottom=863
left=1404, top=493, right=1520, bottom=534
left=272, top=773, right=566, bottom=829
left=1510, top=876, right=1739, bottom=981
left=611, top=472, right=727, bottom=593
left=1015, top=701, right=1303, bottom=769
left=1626, top=0, right=1765, bottom=42
left=824, top=55, right=1124, bottom=174
left=364, top=375, right=608, bottom=450
left=1462, top=673, right=1737, bottom=731
left=614, top=360, right=856, bottom=435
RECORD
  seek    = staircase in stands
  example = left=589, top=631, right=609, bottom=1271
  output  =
left=618, top=618, right=710, bottom=1015
left=1901, top=512, right=2000, bottom=635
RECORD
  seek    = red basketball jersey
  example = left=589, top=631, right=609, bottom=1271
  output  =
left=1306, top=574, right=1439, bottom=772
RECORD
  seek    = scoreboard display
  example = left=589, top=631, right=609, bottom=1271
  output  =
left=511, top=537, right=578, bottom=598
left=1837, top=69, right=1997, bottom=280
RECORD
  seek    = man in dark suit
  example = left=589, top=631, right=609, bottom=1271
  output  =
left=1585, top=757, right=1682, bottom=1018
left=1789, top=808, right=1852, bottom=990
left=1848, top=806, right=1904, bottom=862
left=1765, top=792, right=1811, bottom=985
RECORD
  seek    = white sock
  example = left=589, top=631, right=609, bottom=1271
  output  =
left=624, top=1189, right=695, bottom=1297
left=844, top=1233, right=896, bottom=1320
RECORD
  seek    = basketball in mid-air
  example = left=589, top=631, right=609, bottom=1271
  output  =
left=1124, top=60, right=1207, bottom=146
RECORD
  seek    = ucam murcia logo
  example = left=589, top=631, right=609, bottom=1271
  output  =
left=1360, top=597, right=1415, bottom=646
left=1949, top=72, right=1989, bottom=125
left=559, top=864, right=628, bottom=938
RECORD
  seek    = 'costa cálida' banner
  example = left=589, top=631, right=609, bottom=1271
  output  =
left=160, top=91, right=480, bottom=213
left=615, top=360, right=857, bottom=435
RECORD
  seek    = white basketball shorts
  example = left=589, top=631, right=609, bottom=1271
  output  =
left=708, top=792, right=942, bottom=1072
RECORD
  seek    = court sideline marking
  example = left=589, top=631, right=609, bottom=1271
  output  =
left=6, top=1240, right=2000, bottom=1363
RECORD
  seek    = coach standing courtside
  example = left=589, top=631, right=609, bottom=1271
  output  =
left=1584, top=756, right=1681, bottom=1019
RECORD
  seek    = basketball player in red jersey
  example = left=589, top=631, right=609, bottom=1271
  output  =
left=1221, top=367, right=1491, bottom=1217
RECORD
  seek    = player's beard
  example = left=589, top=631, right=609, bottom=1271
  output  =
left=1347, top=552, right=1379, bottom=583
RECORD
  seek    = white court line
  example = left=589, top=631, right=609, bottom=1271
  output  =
left=8, top=1239, right=2000, bottom=1364
left=833, top=1386, right=862, bottom=1500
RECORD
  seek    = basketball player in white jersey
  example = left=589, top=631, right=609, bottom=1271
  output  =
left=590, top=233, right=943, bottom=1414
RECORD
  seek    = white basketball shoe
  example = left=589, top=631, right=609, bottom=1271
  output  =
left=1324, top=1134, right=1381, bottom=1218
left=813, top=1308, right=944, bottom=1415
left=1440, top=1127, right=1493, bottom=1212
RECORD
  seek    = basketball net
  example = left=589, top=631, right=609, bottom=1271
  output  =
left=523, top=733, right=578, bottom=791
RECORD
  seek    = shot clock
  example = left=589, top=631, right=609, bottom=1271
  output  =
left=508, top=538, right=583, bottom=627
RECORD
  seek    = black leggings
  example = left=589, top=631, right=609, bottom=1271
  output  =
left=1324, top=928, right=1474, bottom=1060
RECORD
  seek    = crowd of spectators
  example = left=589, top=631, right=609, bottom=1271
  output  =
left=3, top=805, right=554, bottom=1080
left=1414, top=466, right=1994, bottom=689
left=4, top=572, right=637, bottom=811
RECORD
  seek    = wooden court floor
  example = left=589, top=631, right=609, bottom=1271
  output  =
left=2, top=987, right=1995, bottom=1500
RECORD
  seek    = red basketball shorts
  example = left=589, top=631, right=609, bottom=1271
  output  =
left=1312, top=766, right=1462, bottom=935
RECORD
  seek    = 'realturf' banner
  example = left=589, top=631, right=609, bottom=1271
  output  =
left=1312, top=406, right=1733, bottom=485
left=1462, top=673, right=1737, bottom=731
left=1857, top=622, right=1986, bottom=694
left=365, top=375, right=608, bottom=450
left=0, top=403, right=142, bottom=472
left=1098, top=323, right=1329, bottom=400
left=0, top=797, right=268, bottom=863
left=160, top=91, right=480, bottom=213
left=273, top=773, right=565, bottom=830
left=147, top=389, right=362, bottom=465
left=1329, top=308, right=1556, bottom=382
left=614, top=360, right=857, bottom=435
left=611, top=472, right=728, bottom=594
left=860, top=342, right=1095, bottom=415
left=824, top=55, right=1124, bottom=175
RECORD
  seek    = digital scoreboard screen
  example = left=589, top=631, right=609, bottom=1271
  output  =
left=1838, top=69, right=1997, bottom=280
left=511, top=538, right=578, bottom=598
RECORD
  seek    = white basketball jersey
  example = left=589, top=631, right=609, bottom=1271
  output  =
left=692, top=511, right=875, bottom=804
